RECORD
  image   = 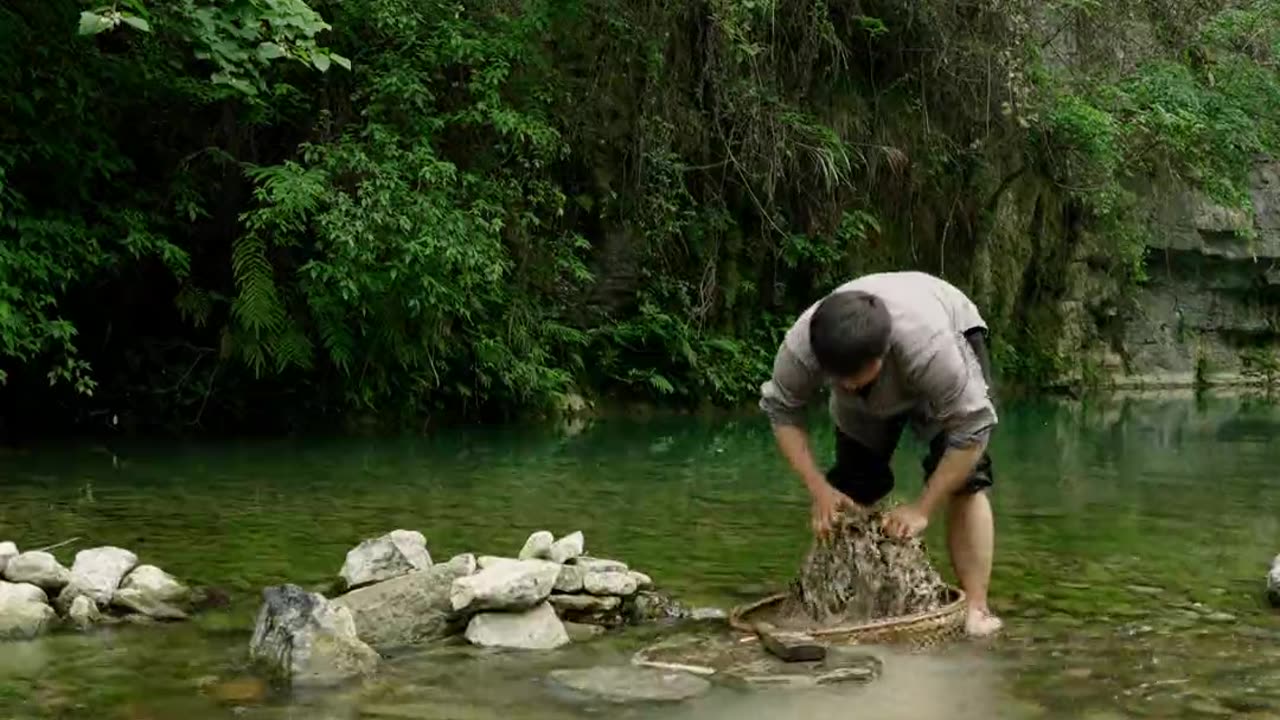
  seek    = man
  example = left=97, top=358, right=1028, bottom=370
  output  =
left=759, top=270, right=1002, bottom=637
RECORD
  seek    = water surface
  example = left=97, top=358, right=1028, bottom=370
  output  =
left=3, top=394, right=1280, bottom=719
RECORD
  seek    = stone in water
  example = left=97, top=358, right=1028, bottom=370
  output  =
left=249, top=584, right=379, bottom=687
left=755, top=622, right=826, bottom=663
left=549, top=594, right=621, bottom=614
left=120, top=565, right=190, bottom=604
left=554, top=565, right=584, bottom=593
left=333, top=554, right=476, bottom=652
left=450, top=559, right=559, bottom=612
left=583, top=571, right=638, bottom=597
left=1267, top=554, right=1280, bottom=608
left=66, top=546, right=138, bottom=605
left=68, top=595, right=103, bottom=630
left=548, top=666, right=711, bottom=703
left=569, top=556, right=628, bottom=573
left=519, top=531, right=554, bottom=561
left=549, top=532, right=585, bottom=563
left=464, top=602, right=569, bottom=650
left=3, top=551, right=71, bottom=592
left=339, top=530, right=432, bottom=589
left=0, top=542, right=16, bottom=576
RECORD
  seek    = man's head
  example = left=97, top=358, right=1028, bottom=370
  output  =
left=809, top=290, right=891, bottom=392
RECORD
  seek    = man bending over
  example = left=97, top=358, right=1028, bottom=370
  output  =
left=759, top=271, right=1003, bottom=637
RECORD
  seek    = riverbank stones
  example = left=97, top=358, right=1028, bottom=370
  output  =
left=548, top=666, right=711, bottom=703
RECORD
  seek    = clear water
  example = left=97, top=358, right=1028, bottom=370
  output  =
left=3, top=393, right=1280, bottom=719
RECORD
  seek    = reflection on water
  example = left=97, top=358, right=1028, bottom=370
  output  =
left=2, top=393, right=1280, bottom=719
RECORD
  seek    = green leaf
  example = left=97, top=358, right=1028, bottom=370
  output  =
left=313, top=53, right=331, bottom=72
left=257, top=42, right=286, bottom=61
left=78, top=11, right=115, bottom=36
left=330, top=53, right=352, bottom=71
left=120, top=15, right=151, bottom=32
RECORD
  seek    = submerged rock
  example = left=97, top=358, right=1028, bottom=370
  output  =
left=68, top=595, right=103, bottom=630
left=66, top=546, right=138, bottom=605
left=333, top=554, right=476, bottom=652
left=113, top=587, right=189, bottom=620
left=548, top=666, right=711, bottom=703
left=339, top=530, right=432, bottom=590
left=564, top=621, right=605, bottom=642
left=518, top=531, right=554, bottom=561
left=464, top=602, right=569, bottom=650
left=3, top=551, right=70, bottom=592
left=554, top=565, right=585, bottom=593
left=549, top=532, right=585, bottom=564
left=120, top=565, right=190, bottom=605
left=450, top=559, right=559, bottom=612
left=0, top=542, right=16, bottom=576
left=583, top=571, right=638, bottom=597
left=249, top=584, right=379, bottom=687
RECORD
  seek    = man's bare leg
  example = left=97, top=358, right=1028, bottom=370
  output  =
left=947, top=490, right=1002, bottom=636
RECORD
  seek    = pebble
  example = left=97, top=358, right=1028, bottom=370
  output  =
left=1204, top=612, right=1237, bottom=623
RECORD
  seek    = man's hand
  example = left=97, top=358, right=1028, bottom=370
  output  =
left=811, top=483, right=860, bottom=538
left=882, top=503, right=929, bottom=539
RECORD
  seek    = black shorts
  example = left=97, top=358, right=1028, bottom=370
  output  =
left=824, top=328, right=996, bottom=507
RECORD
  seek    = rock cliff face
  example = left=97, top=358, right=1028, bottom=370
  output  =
left=1089, top=159, right=1280, bottom=389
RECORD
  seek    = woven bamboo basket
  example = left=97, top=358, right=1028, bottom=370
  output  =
left=729, top=584, right=967, bottom=649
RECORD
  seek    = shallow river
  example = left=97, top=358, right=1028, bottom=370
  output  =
left=3, top=393, right=1280, bottom=719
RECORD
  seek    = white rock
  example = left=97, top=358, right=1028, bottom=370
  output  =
left=68, top=595, right=103, bottom=630
left=249, top=584, right=379, bottom=688
left=450, top=560, right=559, bottom=612
left=554, top=565, right=585, bottom=593
left=0, top=542, right=17, bottom=576
left=0, top=600, right=57, bottom=641
left=0, top=581, right=48, bottom=606
left=548, top=594, right=622, bottom=613
left=549, top=532, right=585, bottom=564
left=518, top=531, right=554, bottom=561
left=628, top=571, right=654, bottom=590
left=113, top=587, right=188, bottom=620
left=3, top=552, right=70, bottom=591
left=1267, top=554, right=1280, bottom=607
left=333, top=554, right=476, bottom=652
left=447, top=553, right=478, bottom=576
left=119, top=565, right=190, bottom=604
left=583, top=571, right=638, bottom=597
left=477, top=556, right=521, bottom=571
left=339, top=530, right=432, bottom=589
left=569, top=556, right=628, bottom=573
left=463, top=602, right=568, bottom=650
left=66, top=546, right=138, bottom=605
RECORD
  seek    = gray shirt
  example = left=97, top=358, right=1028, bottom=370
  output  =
left=759, top=271, right=997, bottom=451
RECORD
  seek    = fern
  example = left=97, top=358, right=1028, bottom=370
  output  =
left=174, top=284, right=214, bottom=328
left=268, top=322, right=315, bottom=372
left=230, top=234, right=285, bottom=334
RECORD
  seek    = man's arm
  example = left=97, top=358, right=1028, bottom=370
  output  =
left=760, top=344, right=858, bottom=535
left=885, top=335, right=996, bottom=537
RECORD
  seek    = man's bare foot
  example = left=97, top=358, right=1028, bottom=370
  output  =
left=965, top=607, right=1004, bottom=637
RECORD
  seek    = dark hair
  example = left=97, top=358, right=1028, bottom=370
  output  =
left=808, top=290, right=891, bottom=376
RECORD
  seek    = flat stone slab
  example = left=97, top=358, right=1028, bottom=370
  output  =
left=548, top=666, right=710, bottom=703
left=755, top=622, right=826, bottom=663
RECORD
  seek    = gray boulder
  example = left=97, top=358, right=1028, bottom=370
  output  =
left=120, top=565, right=190, bottom=604
left=68, top=595, right=103, bottom=630
left=3, top=551, right=70, bottom=592
left=333, top=554, right=475, bottom=652
left=518, top=531, right=554, bottom=561
left=0, top=581, right=47, bottom=606
left=549, top=532, right=585, bottom=564
left=0, top=542, right=16, bottom=576
left=477, top=556, right=520, bottom=571
left=0, top=599, right=57, bottom=641
left=554, top=565, right=584, bottom=593
left=464, top=602, right=569, bottom=650
left=450, top=559, right=559, bottom=612
left=66, top=546, right=138, bottom=605
left=568, top=557, right=628, bottom=573
left=548, top=667, right=710, bottom=703
left=549, top=594, right=622, bottom=614
left=249, top=584, right=379, bottom=688
left=583, top=571, right=638, bottom=597
left=339, top=530, right=432, bottom=590
left=113, top=587, right=189, bottom=620
left=447, top=553, right=478, bottom=576
left=627, top=591, right=691, bottom=623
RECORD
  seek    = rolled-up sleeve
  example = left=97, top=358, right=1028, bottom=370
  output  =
left=759, top=343, right=822, bottom=428
left=910, top=336, right=997, bottom=448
